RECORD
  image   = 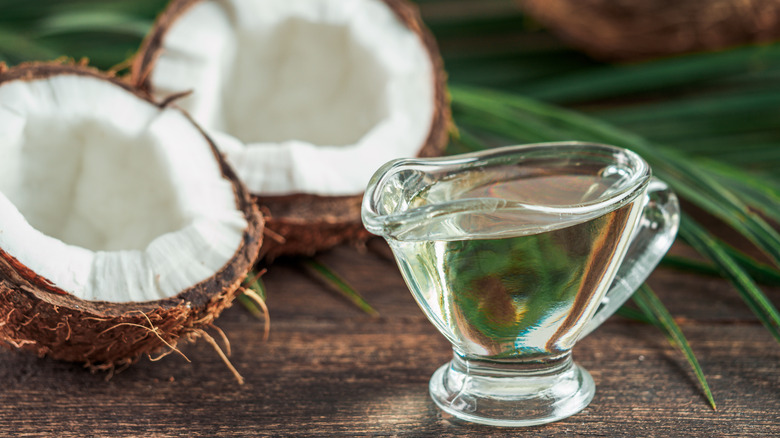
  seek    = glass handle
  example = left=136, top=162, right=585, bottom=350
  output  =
left=580, top=177, right=681, bottom=338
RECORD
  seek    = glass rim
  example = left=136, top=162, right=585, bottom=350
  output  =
left=361, top=141, right=652, bottom=237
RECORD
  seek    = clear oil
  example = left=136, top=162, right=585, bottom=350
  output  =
left=389, top=165, right=644, bottom=359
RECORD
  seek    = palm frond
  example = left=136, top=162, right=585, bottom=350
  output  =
left=633, top=285, right=717, bottom=410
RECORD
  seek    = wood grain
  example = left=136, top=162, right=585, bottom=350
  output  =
left=0, top=241, right=777, bottom=437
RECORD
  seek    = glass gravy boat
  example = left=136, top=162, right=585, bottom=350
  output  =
left=362, top=142, right=680, bottom=426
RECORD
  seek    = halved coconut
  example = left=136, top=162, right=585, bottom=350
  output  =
left=519, top=0, right=780, bottom=61
left=132, top=0, right=450, bottom=259
left=0, top=62, right=263, bottom=371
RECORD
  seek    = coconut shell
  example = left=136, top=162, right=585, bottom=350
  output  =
left=520, top=0, right=780, bottom=61
left=132, top=0, right=451, bottom=260
left=0, top=63, right=264, bottom=370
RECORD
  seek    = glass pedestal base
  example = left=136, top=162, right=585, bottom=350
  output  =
left=428, top=353, right=595, bottom=427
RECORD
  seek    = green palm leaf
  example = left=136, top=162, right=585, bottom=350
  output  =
left=679, top=216, right=780, bottom=342
left=633, top=284, right=717, bottom=410
left=303, top=259, right=379, bottom=317
left=449, top=86, right=780, bottom=268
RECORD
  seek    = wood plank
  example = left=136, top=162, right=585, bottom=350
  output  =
left=0, top=243, right=777, bottom=436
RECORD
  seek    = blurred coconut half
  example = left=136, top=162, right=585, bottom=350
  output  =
left=132, top=0, right=450, bottom=260
left=0, top=62, right=263, bottom=371
left=520, top=0, right=780, bottom=61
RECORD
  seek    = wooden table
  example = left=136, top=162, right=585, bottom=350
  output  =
left=0, top=241, right=777, bottom=437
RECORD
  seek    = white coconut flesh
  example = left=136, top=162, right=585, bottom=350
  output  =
left=149, top=0, right=435, bottom=196
left=0, top=74, right=247, bottom=303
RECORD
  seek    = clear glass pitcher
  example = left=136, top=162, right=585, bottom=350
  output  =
left=362, top=142, right=680, bottom=426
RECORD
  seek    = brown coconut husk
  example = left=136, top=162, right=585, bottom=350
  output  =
left=131, top=0, right=451, bottom=261
left=0, top=62, right=264, bottom=372
left=520, top=0, right=780, bottom=61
